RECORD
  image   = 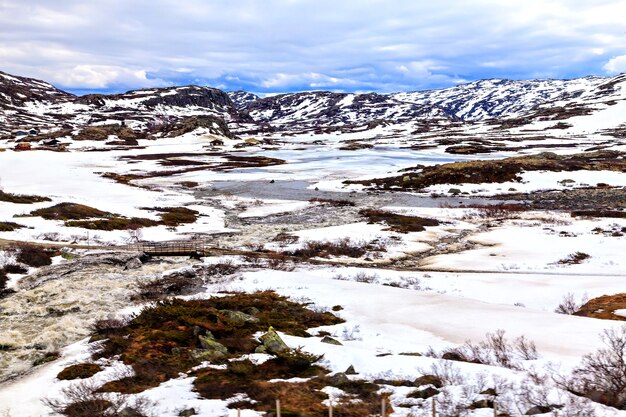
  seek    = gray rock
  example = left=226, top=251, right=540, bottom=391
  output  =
left=345, top=365, right=357, bottom=375
left=525, top=405, right=553, bottom=415
left=259, top=327, right=289, bottom=355
left=196, top=332, right=228, bottom=361
left=220, top=310, right=259, bottom=324
left=408, top=387, right=440, bottom=400
left=320, top=336, right=343, bottom=346
left=413, top=375, right=443, bottom=388
left=124, top=258, right=143, bottom=270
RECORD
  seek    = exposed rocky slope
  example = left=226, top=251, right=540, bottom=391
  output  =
left=2, top=70, right=626, bottom=138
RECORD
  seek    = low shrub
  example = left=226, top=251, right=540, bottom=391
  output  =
left=132, top=273, right=200, bottom=301
left=0, top=190, right=51, bottom=204
left=2, top=263, right=28, bottom=274
left=65, top=217, right=159, bottom=231
left=288, top=238, right=368, bottom=258
left=309, top=198, right=355, bottom=207
left=57, top=363, right=103, bottom=380
left=14, top=243, right=53, bottom=267
left=26, top=203, right=115, bottom=220
left=0, top=221, right=26, bottom=231
left=359, top=209, right=439, bottom=233
left=558, top=252, right=591, bottom=265
left=144, top=207, right=199, bottom=227
left=92, top=292, right=344, bottom=394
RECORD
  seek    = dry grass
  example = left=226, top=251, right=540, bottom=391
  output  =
left=571, top=210, right=626, bottom=219
left=360, top=209, right=440, bottom=233
left=309, top=197, right=356, bottom=207
left=57, top=363, right=103, bottom=380
left=350, top=151, right=626, bottom=190
left=0, top=221, right=26, bottom=232
left=65, top=217, right=160, bottom=231
left=558, top=252, right=591, bottom=265
left=574, top=294, right=626, bottom=321
left=287, top=238, right=369, bottom=258
left=25, top=203, right=115, bottom=221
left=143, top=207, right=199, bottom=227
left=92, top=292, right=343, bottom=394
left=0, top=190, right=51, bottom=204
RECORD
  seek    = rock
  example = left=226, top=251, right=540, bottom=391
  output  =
left=413, top=375, right=443, bottom=388
left=178, top=409, right=197, bottom=417
left=442, top=351, right=467, bottom=362
left=191, top=348, right=226, bottom=363
left=408, top=387, right=440, bottom=399
left=246, top=307, right=260, bottom=315
left=524, top=405, right=552, bottom=415
left=124, top=258, right=143, bottom=270
left=196, top=332, right=228, bottom=361
left=320, top=336, right=343, bottom=346
left=259, top=327, right=289, bottom=355
left=119, top=407, right=145, bottom=417
left=345, top=365, right=357, bottom=375
left=327, top=372, right=350, bottom=386
left=470, top=399, right=493, bottom=409
left=254, top=345, right=268, bottom=354
left=480, top=388, right=497, bottom=396
left=220, top=310, right=258, bottom=324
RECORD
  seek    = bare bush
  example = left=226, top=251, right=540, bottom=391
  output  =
left=440, top=330, right=539, bottom=370
left=554, top=292, right=589, bottom=315
left=287, top=238, right=368, bottom=259
left=568, top=325, right=626, bottom=408
left=43, top=381, right=155, bottom=417
left=425, top=361, right=465, bottom=386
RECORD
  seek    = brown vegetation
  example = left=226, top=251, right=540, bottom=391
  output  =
left=25, top=203, right=115, bottom=221
left=12, top=243, right=54, bottom=267
left=92, top=292, right=344, bottom=395
left=360, top=209, right=440, bottom=232
left=574, top=294, right=626, bottom=322
left=0, top=190, right=51, bottom=204
left=348, top=151, right=626, bottom=191
left=0, top=221, right=26, bottom=231
left=309, top=197, right=356, bottom=207
left=287, top=238, right=369, bottom=258
left=23, top=202, right=200, bottom=230
left=57, top=363, right=103, bottom=380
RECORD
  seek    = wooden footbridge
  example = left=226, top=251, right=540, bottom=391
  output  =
left=127, top=240, right=209, bottom=257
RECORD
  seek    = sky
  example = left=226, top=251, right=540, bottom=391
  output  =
left=1, top=0, right=626, bottom=95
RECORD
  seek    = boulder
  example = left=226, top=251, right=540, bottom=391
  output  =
left=220, top=310, right=258, bottom=324
left=524, top=405, right=552, bottom=415
left=320, top=336, right=343, bottom=346
left=345, top=365, right=357, bottom=375
left=196, top=332, right=228, bottom=361
left=413, top=375, right=443, bottom=388
left=259, top=327, right=289, bottom=355
left=408, top=387, right=440, bottom=400
left=124, top=258, right=143, bottom=270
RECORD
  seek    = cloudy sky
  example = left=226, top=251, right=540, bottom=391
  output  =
left=1, top=0, right=626, bottom=94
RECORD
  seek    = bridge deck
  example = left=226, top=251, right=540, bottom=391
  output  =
left=128, top=240, right=207, bottom=256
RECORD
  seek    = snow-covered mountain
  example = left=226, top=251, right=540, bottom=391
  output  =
left=227, top=91, right=260, bottom=110
left=393, top=76, right=607, bottom=121
left=2, top=70, right=626, bottom=138
left=243, top=91, right=450, bottom=129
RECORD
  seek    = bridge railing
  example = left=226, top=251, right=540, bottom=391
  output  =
left=126, top=239, right=208, bottom=255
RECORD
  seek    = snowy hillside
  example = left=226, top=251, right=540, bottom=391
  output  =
left=243, top=91, right=450, bottom=129
left=393, top=76, right=608, bottom=120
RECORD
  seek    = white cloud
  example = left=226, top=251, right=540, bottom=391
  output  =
left=53, top=65, right=166, bottom=89
left=603, top=55, right=626, bottom=74
left=1, top=0, right=625, bottom=92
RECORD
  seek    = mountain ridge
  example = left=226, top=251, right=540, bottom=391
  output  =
left=1, top=69, right=625, bottom=137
